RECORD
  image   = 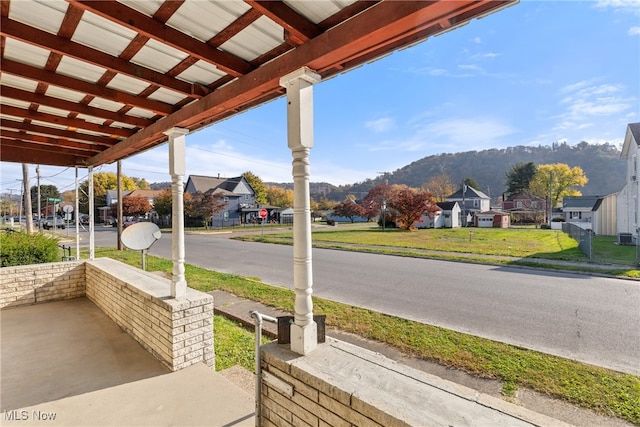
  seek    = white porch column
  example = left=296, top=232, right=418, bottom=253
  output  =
left=164, top=127, right=189, bottom=298
left=280, top=67, right=321, bottom=355
left=88, top=166, right=95, bottom=260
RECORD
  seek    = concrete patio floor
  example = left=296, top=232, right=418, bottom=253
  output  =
left=1, top=298, right=254, bottom=426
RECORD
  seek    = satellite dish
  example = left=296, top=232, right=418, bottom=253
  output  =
left=121, top=222, right=162, bottom=270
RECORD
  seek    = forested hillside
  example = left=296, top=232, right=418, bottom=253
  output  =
left=299, top=142, right=625, bottom=202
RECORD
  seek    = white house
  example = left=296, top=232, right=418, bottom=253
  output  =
left=616, top=123, right=640, bottom=242
left=445, top=187, right=490, bottom=226
left=415, top=202, right=460, bottom=229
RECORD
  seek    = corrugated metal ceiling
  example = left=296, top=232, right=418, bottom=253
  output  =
left=0, top=0, right=518, bottom=168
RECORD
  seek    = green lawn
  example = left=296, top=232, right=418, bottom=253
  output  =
left=93, top=248, right=640, bottom=424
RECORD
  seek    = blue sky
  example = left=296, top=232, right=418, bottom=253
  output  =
left=1, top=0, right=639, bottom=196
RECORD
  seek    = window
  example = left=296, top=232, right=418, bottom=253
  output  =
left=516, top=201, right=522, bottom=208
left=244, top=194, right=250, bottom=200
left=473, top=200, right=479, bottom=207
left=224, top=197, right=229, bottom=202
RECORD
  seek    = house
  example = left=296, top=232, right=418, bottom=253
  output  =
left=562, top=194, right=618, bottom=236
left=474, top=210, right=510, bottom=228
left=106, top=190, right=132, bottom=205
left=502, top=193, right=547, bottom=224
left=617, top=123, right=640, bottom=242
left=184, top=175, right=256, bottom=226
left=126, top=189, right=163, bottom=208
left=415, top=202, right=460, bottom=228
left=445, top=186, right=490, bottom=226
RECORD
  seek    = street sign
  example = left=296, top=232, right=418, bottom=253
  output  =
left=63, top=205, right=74, bottom=213
left=48, top=197, right=62, bottom=203
left=259, top=208, right=268, bottom=219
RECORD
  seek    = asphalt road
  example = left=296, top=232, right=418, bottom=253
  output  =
left=83, top=227, right=640, bottom=376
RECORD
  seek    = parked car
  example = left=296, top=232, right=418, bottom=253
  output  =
left=42, top=216, right=65, bottom=230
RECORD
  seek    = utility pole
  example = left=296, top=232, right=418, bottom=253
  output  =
left=37, top=165, right=41, bottom=229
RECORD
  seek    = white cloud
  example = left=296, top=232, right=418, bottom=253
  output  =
left=365, top=117, right=395, bottom=133
left=471, top=37, right=482, bottom=44
left=594, top=0, right=640, bottom=13
left=629, top=26, right=640, bottom=35
left=557, top=82, right=635, bottom=128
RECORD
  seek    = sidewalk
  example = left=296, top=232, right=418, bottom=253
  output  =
left=211, top=290, right=633, bottom=427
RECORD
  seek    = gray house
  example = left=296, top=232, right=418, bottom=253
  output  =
left=184, top=175, right=256, bottom=227
left=562, top=194, right=617, bottom=236
left=445, top=186, right=490, bottom=226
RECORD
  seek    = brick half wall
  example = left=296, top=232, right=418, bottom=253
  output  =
left=0, top=261, right=85, bottom=309
left=85, top=258, right=214, bottom=371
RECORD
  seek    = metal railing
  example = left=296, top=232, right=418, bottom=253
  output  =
left=250, top=311, right=277, bottom=427
left=562, top=222, right=592, bottom=260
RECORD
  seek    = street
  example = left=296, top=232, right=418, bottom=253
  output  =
left=80, top=227, right=640, bottom=376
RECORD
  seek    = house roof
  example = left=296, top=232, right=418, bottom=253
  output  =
left=186, top=174, right=248, bottom=197
left=186, top=175, right=227, bottom=193
left=446, top=187, right=490, bottom=200
left=562, top=196, right=601, bottom=210
left=621, top=122, right=640, bottom=158
left=437, top=201, right=458, bottom=211
left=126, top=189, right=162, bottom=199
left=0, top=0, right=517, bottom=168
left=477, top=210, right=509, bottom=216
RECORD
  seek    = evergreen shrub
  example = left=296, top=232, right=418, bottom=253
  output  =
left=0, top=231, right=60, bottom=267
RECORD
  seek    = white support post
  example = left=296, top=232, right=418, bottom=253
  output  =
left=164, top=127, right=189, bottom=298
left=75, top=167, right=80, bottom=260
left=88, top=166, right=95, bottom=260
left=280, top=67, right=321, bottom=355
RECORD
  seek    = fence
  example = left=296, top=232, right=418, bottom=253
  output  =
left=562, top=222, right=592, bottom=260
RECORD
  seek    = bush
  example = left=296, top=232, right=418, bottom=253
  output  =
left=0, top=231, right=60, bottom=267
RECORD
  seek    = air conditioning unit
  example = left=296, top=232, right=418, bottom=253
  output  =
left=618, top=233, right=633, bottom=245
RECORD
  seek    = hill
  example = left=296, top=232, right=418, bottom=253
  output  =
left=269, top=142, right=625, bottom=203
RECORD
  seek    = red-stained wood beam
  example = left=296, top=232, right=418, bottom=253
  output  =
left=70, top=0, right=253, bottom=77
left=208, top=8, right=261, bottom=47
left=1, top=86, right=153, bottom=128
left=0, top=59, right=174, bottom=115
left=1, top=105, right=136, bottom=138
left=0, top=16, right=209, bottom=97
left=0, top=139, right=90, bottom=166
left=1, top=129, right=103, bottom=153
left=246, top=1, right=319, bottom=45
left=88, top=0, right=515, bottom=166
left=0, top=118, right=118, bottom=147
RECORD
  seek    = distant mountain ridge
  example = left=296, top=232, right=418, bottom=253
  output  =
left=270, top=142, right=625, bottom=202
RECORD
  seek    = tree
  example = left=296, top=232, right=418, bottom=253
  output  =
left=332, top=200, right=365, bottom=223
left=119, top=196, right=152, bottom=217
left=463, top=177, right=481, bottom=191
left=505, top=162, right=537, bottom=196
left=529, top=163, right=588, bottom=208
left=153, top=189, right=173, bottom=216
left=423, top=174, right=456, bottom=202
left=78, top=172, right=137, bottom=214
left=388, top=186, right=439, bottom=230
left=266, top=186, right=294, bottom=207
left=242, top=171, right=267, bottom=205
left=361, top=181, right=394, bottom=224
left=185, top=191, right=226, bottom=228
left=131, top=177, right=150, bottom=190
left=30, top=185, right=60, bottom=212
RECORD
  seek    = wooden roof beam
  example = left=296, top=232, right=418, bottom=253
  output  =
left=0, top=16, right=209, bottom=97
left=70, top=0, right=253, bottom=77
left=246, top=1, right=320, bottom=45
left=0, top=118, right=118, bottom=147
left=1, top=105, right=136, bottom=138
left=1, top=86, right=153, bottom=128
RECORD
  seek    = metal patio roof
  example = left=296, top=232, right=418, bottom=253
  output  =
left=0, top=0, right=517, bottom=168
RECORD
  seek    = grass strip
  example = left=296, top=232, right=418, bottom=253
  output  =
left=93, top=248, right=640, bottom=424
